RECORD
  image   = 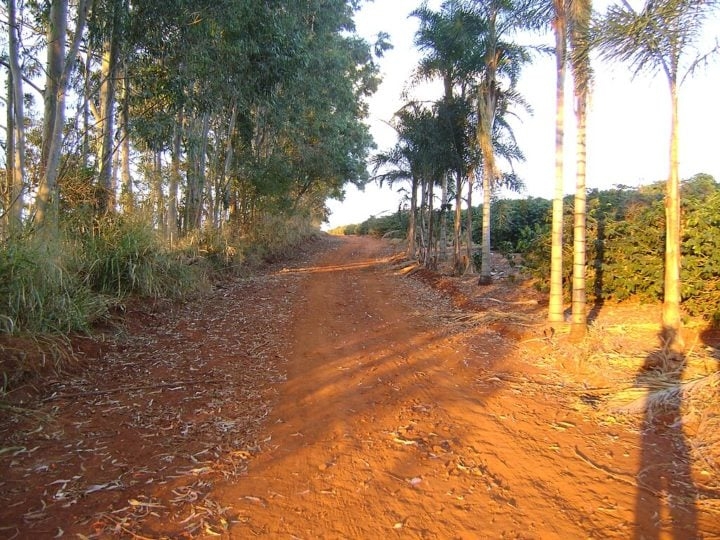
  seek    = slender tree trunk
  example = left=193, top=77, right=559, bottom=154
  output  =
left=453, top=171, right=463, bottom=273
left=549, top=3, right=567, bottom=323
left=82, top=51, right=92, bottom=168
left=425, top=179, right=435, bottom=268
left=570, top=91, right=588, bottom=340
left=152, top=151, right=165, bottom=235
left=5, top=74, right=15, bottom=235
left=440, top=173, right=448, bottom=261
left=168, top=113, right=182, bottom=241
left=119, top=65, right=133, bottom=213
left=35, top=0, right=91, bottom=232
left=465, top=171, right=476, bottom=274
left=97, top=25, right=120, bottom=214
left=7, top=0, right=26, bottom=230
left=479, top=167, right=493, bottom=284
left=407, top=176, right=418, bottom=258
left=662, top=77, right=683, bottom=351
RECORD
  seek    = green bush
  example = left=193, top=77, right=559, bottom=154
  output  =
left=519, top=175, right=720, bottom=322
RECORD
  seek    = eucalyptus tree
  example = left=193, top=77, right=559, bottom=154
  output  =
left=34, top=0, right=92, bottom=233
left=5, top=0, right=27, bottom=231
left=594, top=0, right=719, bottom=349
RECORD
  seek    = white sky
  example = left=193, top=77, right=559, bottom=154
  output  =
left=325, top=0, right=720, bottom=229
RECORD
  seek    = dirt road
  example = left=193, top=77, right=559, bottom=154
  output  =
left=1, top=235, right=714, bottom=538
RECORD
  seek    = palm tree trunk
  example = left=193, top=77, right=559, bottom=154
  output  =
left=453, top=170, right=463, bottom=273
left=407, top=176, right=418, bottom=258
left=479, top=166, right=492, bottom=284
left=465, top=171, right=476, bottom=274
left=662, top=77, right=683, bottom=350
left=570, top=92, right=588, bottom=339
left=549, top=4, right=567, bottom=323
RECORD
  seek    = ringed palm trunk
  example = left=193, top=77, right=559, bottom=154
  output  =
left=549, top=3, right=567, bottom=324
left=407, top=176, right=418, bottom=258
left=453, top=170, right=463, bottom=273
left=662, top=76, right=683, bottom=351
left=477, top=86, right=496, bottom=285
left=570, top=93, right=588, bottom=339
left=479, top=166, right=492, bottom=284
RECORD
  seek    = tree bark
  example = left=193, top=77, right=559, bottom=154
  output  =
left=570, top=90, right=588, bottom=340
left=97, top=4, right=121, bottom=215
left=549, top=0, right=567, bottom=323
left=479, top=166, right=492, bottom=285
left=407, top=176, right=418, bottom=258
left=465, top=171, right=476, bottom=274
left=7, top=0, right=26, bottom=230
left=662, top=77, right=683, bottom=351
left=35, top=0, right=91, bottom=231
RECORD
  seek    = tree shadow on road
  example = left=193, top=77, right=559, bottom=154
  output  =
left=634, top=328, right=698, bottom=539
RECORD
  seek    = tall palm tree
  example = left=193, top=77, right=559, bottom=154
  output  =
left=471, top=0, right=533, bottom=284
left=594, top=0, right=718, bottom=350
left=569, top=0, right=592, bottom=339
left=371, top=103, right=443, bottom=260
left=548, top=0, right=568, bottom=322
left=412, top=0, right=484, bottom=273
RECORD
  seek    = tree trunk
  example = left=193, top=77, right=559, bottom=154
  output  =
left=479, top=166, right=492, bottom=285
left=549, top=3, right=567, bottom=324
left=7, top=0, right=26, bottom=231
left=407, top=176, right=418, bottom=258
left=97, top=8, right=121, bottom=215
left=167, top=112, right=182, bottom=241
left=119, top=64, right=133, bottom=213
left=570, top=90, right=588, bottom=340
left=35, top=0, right=91, bottom=232
left=424, top=179, right=435, bottom=269
left=440, top=173, right=448, bottom=261
left=662, top=77, right=683, bottom=351
left=453, top=170, right=463, bottom=273
left=465, top=171, right=476, bottom=274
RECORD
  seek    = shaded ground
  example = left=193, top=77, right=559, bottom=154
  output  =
left=1, top=235, right=718, bottom=538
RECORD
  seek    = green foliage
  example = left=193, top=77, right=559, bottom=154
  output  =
left=520, top=175, right=720, bottom=322
left=353, top=212, right=409, bottom=239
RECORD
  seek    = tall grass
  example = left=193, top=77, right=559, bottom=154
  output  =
left=81, top=216, right=205, bottom=298
left=0, top=233, right=106, bottom=334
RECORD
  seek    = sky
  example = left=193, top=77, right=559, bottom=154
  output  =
left=324, top=0, right=720, bottom=229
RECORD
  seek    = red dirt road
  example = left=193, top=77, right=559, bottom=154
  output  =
left=1, top=235, right=716, bottom=538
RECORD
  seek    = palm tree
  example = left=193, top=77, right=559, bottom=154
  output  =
left=594, top=0, right=718, bottom=350
left=371, top=104, right=443, bottom=260
left=412, top=0, right=484, bottom=273
left=471, top=0, right=533, bottom=285
left=548, top=0, right=568, bottom=322
left=569, top=0, right=592, bottom=339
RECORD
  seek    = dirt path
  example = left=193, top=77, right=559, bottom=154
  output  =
left=1, top=235, right=716, bottom=538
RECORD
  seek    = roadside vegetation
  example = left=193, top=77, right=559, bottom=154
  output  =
left=334, top=173, right=720, bottom=324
